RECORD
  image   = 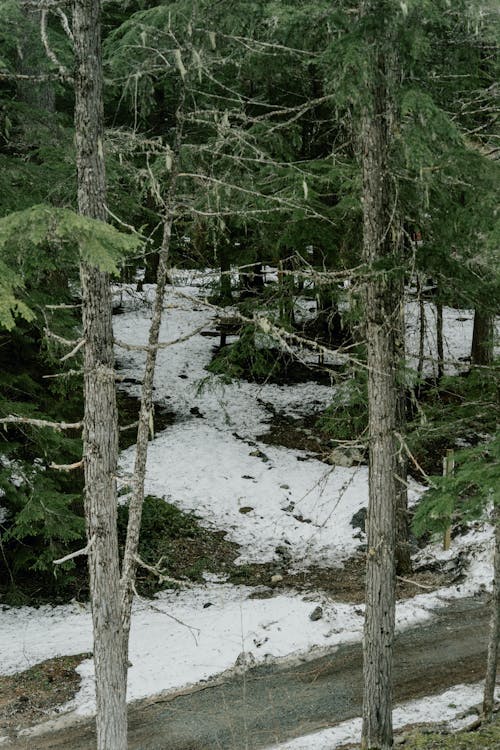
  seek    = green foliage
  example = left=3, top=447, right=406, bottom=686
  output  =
left=400, top=719, right=500, bottom=749
left=316, top=371, right=368, bottom=443
left=117, top=496, right=205, bottom=594
left=0, top=205, right=140, bottom=329
left=408, top=369, right=499, bottom=475
left=207, top=325, right=291, bottom=383
left=412, top=431, right=499, bottom=538
left=0, top=258, right=35, bottom=330
left=0, top=204, right=140, bottom=275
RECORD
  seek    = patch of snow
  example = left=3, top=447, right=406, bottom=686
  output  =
left=266, top=682, right=500, bottom=749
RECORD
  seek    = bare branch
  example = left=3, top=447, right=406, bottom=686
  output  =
left=49, top=459, right=84, bottom=471
left=40, top=9, right=72, bottom=81
left=53, top=535, right=95, bottom=566
left=114, top=324, right=205, bottom=352
left=60, top=338, right=86, bottom=362
left=0, top=416, right=82, bottom=431
left=133, top=554, right=190, bottom=588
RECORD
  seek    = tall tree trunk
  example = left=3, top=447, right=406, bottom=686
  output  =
left=219, top=243, right=233, bottom=304
left=74, top=2, right=127, bottom=748
left=483, top=504, right=499, bottom=721
left=395, top=287, right=411, bottom=575
left=360, top=8, right=399, bottom=748
left=416, top=276, right=426, bottom=383
left=121, top=88, right=185, bottom=673
left=471, top=309, right=494, bottom=367
left=436, top=298, right=444, bottom=381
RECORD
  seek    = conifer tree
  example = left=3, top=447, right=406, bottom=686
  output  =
left=73, top=1, right=127, bottom=746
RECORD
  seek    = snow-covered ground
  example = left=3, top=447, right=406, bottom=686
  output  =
left=1, top=273, right=496, bottom=738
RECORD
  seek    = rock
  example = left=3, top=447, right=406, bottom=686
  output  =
left=235, top=651, right=256, bottom=670
left=239, top=506, right=254, bottom=514
left=280, top=484, right=290, bottom=490
left=309, top=606, right=323, bottom=622
left=275, top=545, right=292, bottom=562
left=327, top=447, right=364, bottom=467
left=190, top=406, right=204, bottom=418
left=350, top=507, right=367, bottom=532
left=271, top=574, right=283, bottom=584
left=249, top=449, right=269, bottom=462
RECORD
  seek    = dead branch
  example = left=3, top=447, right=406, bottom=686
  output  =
left=133, top=554, right=190, bottom=588
left=53, top=535, right=95, bottom=566
left=396, top=576, right=434, bottom=591
left=40, top=8, right=71, bottom=79
left=60, top=338, right=86, bottom=362
left=0, top=416, right=82, bottom=431
left=49, top=459, right=84, bottom=471
left=43, top=369, right=83, bottom=379
left=120, top=421, right=139, bottom=433
left=114, top=324, right=205, bottom=352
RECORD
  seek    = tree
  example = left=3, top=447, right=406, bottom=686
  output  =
left=358, top=3, right=400, bottom=747
left=73, top=1, right=127, bottom=747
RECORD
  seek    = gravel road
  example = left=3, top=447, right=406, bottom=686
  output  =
left=8, top=595, right=494, bottom=750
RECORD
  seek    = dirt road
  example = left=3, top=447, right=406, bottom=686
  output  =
left=8, top=595, right=494, bottom=750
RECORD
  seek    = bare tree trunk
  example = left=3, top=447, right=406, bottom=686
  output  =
left=471, top=309, right=494, bottom=367
left=360, top=8, right=399, bottom=748
left=74, top=2, right=127, bottom=748
left=120, top=90, right=185, bottom=663
left=483, top=504, right=499, bottom=721
left=436, top=298, right=444, bottom=382
left=417, top=276, right=425, bottom=383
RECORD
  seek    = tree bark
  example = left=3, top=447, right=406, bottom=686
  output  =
left=74, top=2, right=127, bottom=748
left=360, top=9, right=399, bottom=749
left=471, top=309, right=494, bottom=367
left=483, top=504, right=499, bottom=721
left=436, top=299, right=444, bottom=382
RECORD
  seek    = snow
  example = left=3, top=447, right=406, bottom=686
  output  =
left=0, top=275, right=496, bottom=729
left=266, top=682, right=500, bottom=749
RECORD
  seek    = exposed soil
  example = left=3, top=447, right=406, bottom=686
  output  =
left=117, top=389, right=176, bottom=450
left=229, top=552, right=455, bottom=603
left=0, top=654, right=90, bottom=736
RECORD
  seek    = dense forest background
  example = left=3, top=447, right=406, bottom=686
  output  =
left=0, top=0, right=498, bottom=602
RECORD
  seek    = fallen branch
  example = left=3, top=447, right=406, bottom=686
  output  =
left=131, top=582, right=199, bottom=644
left=396, top=576, right=434, bottom=591
left=53, top=535, right=95, bottom=566
left=133, top=553, right=190, bottom=588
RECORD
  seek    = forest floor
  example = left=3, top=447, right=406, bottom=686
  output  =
left=1, top=270, right=498, bottom=747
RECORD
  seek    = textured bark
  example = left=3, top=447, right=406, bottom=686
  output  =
left=436, top=299, right=444, bottom=381
left=483, top=505, right=499, bottom=720
left=471, top=309, right=494, bottom=367
left=360, top=10, right=399, bottom=748
left=74, top=2, right=127, bottom=748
